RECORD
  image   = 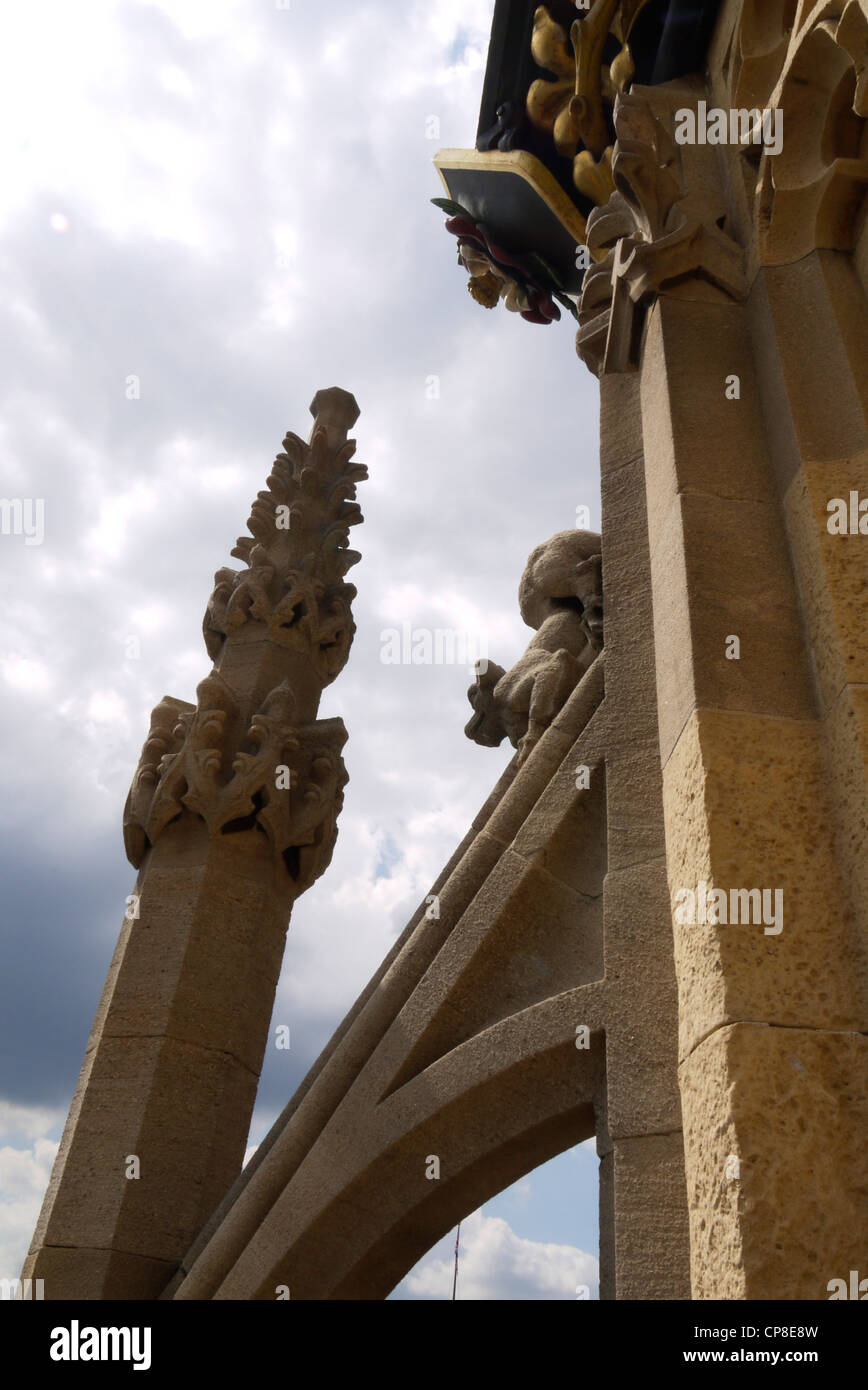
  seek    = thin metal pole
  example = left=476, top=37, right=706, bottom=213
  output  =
left=451, top=1222, right=461, bottom=1300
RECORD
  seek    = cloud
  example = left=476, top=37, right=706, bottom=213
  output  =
left=394, top=1209, right=599, bottom=1300
left=0, top=0, right=603, bottom=1292
left=0, top=1101, right=65, bottom=1144
left=0, top=1104, right=62, bottom=1280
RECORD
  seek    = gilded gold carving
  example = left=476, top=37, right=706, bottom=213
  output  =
left=527, top=0, right=653, bottom=197
left=574, top=146, right=616, bottom=205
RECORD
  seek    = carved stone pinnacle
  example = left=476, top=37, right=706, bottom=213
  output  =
left=124, top=389, right=365, bottom=893
left=309, top=387, right=361, bottom=451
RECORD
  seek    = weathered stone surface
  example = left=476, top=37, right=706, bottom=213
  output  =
left=599, top=371, right=643, bottom=476
left=680, top=1024, right=868, bottom=1300
left=640, top=300, right=772, bottom=550
left=87, top=827, right=288, bottom=1076
left=653, top=492, right=815, bottom=760
left=603, top=1131, right=691, bottom=1300
left=26, top=1033, right=255, bottom=1266
left=23, top=1247, right=175, bottom=1303
left=602, top=860, right=682, bottom=1141
left=663, top=707, right=867, bottom=1060
left=760, top=253, right=868, bottom=467
left=600, top=431, right=670, bottom=873
left=784, top=454, right=868, bottom=712
left=857, top=202, right=868, bottom=289
left=512, top=758, right=606, bottom=897
left=823, top=682, right=868, bottom=932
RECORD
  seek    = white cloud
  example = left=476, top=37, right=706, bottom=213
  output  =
left=158, top=64, right=196, bottom=102
left=0, top=656, right=54, bottom=695
left=83, top=483, right=160, bottom=563
left=398, top=1210, right=598, bottom=1300
left=0, top=1103, right=62, bottom=1280
left=0, top=1101, right=64, bottom=1143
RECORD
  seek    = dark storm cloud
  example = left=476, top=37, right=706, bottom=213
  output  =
left=0, top=833, right=130, bottom=1107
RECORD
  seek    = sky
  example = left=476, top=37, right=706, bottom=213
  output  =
left=0, top=0, right=604, bottom=1299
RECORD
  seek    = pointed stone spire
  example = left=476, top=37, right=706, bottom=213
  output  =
left=23, top=392, right=366, bottom=1300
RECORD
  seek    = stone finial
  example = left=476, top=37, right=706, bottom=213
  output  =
left=201, top=389, right=367, bottom=680
left=309, top=387, right=361, bottom=452
left=466, top=529, right=603, bottom=762
left=125, top=390, right=365, bottom=890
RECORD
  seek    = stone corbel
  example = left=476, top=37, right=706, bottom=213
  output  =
left=577, top=89, right=748, bottom=375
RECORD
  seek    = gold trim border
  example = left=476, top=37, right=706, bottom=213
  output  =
left=433, top=147, right=590, bottom=248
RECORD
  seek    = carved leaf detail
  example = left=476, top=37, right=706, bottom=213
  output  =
left=577, top=93, right=748, bottom=374
left=127, top=391, right=362, bottom=896
left=202, top=389, right=366, bottom=684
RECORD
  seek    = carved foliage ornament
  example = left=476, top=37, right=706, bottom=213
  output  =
left=526, top=1, right=654, bottom=204
left=203, top=394, right=367, bottom=686
left=124, top=675, right=347, bottom=894
left=577, top=91, right=748, bottom=374
left=125, top=389, right=364, bottom=893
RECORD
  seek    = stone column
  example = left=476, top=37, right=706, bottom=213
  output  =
left=23, top=389, right=366, bottom=1299
left=579, top=11, right=868, bottom=1298
left=596, top=371, right=691, bottom=1300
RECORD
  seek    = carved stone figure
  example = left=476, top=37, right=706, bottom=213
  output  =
left=465, top=528, right=603, bottom=761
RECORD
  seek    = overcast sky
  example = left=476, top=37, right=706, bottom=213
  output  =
left=0, top=0, right=603, bottom=1299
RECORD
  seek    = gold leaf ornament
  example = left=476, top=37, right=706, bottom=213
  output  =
left=527, top=0, right=653, bottom=190
left=574, top=147, right=616, bottom=205
left=527, top=8, right=584, bottom=157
